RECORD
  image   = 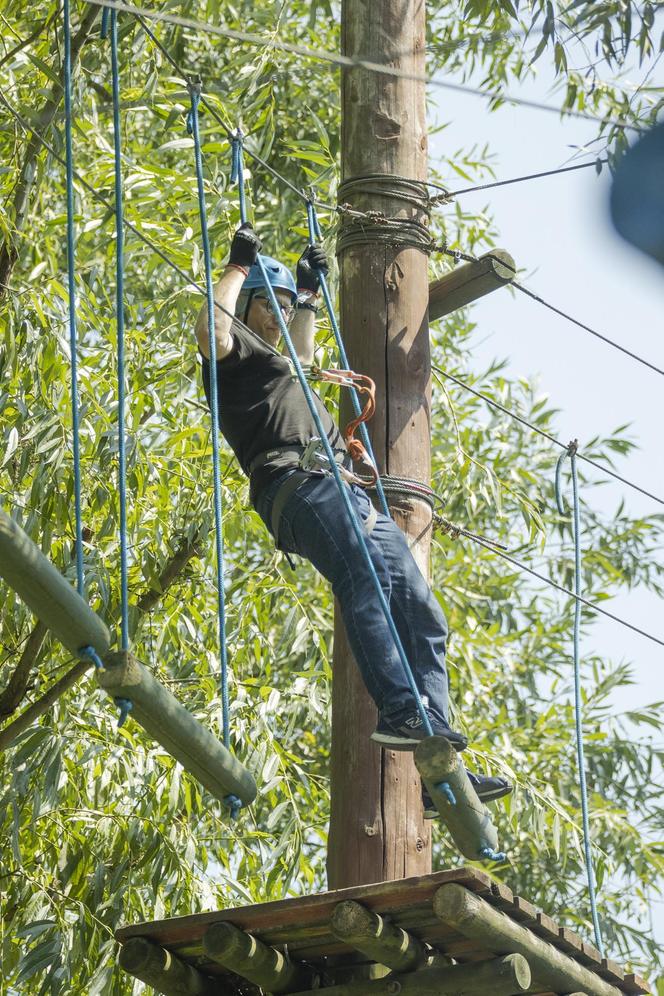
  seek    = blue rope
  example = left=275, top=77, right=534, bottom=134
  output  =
left=555, top=443, right=604, bottom=955
left=435, top=780, right=456, bottom=806
left=115, top=696, right=133, bottom=727
left=63, top=0, right=84, bottom=597
left=305, top=200, right=390, bottom=519
left=231, top=131, right=247, bottom=224
left=479, top=846, right=507, bottom=863
left=100, top=6, right=110, bottom=39
left=80, top=645, right=106, bottom=671
left=109, top=10, right=130, bottom=653
left=187, top=82, right=232, bottom=757
left=230, top=133, right=431, bottom=735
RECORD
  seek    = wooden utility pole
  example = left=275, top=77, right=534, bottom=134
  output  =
left=328, top=0, right=431, bottom=888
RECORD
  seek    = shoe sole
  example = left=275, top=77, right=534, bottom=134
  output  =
left=370, top=731, right=468, bottom=752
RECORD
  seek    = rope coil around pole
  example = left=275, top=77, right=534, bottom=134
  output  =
left=555, top=440, right=604, bottom=956
left=188, top=81, right=237, bottom=819
left=336, top=174, right=431, bottom=254
left=230, top=134, right=433, bottom=737
left=306, top=199, right=390, bottom=517
left=63, top=0, right=85, bottom=597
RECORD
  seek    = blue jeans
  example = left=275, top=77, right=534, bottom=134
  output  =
left=255, top=472, right=449, bottom=724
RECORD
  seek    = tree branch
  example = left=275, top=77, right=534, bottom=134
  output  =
left=0, top=659, right=90, bottom=752
left=136, top=532, right=203, bottom=615
left=0, top=3, right=98, bottom=296
left=0, top=620, right=48, bottom=718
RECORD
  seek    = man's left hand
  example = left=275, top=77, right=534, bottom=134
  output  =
left=297, top=244, right=329, bottom=293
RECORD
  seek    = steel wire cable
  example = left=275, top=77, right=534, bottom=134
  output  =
left=433, top=366, right=664, bottom=508
left=4, top=87, right=663, bottom=649
left=85, top=0, right=648, bottom=135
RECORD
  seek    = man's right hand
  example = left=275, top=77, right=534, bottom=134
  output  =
left=228, top=222, right=262, bottom=269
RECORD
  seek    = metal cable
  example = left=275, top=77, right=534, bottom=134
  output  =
left=6, top=86, right=663, bottom=650
left=433, top=366, right=664, bottom=508
left=84, top=0, right=648, bottom=135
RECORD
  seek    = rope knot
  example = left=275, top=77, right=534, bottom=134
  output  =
left=115, top=696, right=133, bottom=728
left=566, top=438, right=579, bottom=456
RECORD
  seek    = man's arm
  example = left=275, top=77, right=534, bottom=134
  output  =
left=195, top=223, right=262, bottom=361
left=290, top=244, right=329, bottom=365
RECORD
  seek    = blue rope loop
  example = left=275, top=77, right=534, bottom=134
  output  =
left=188, top=81, right=232, bottom=751
left=555, top=441, right=604, bottom=956
left=63, top=0, right=85, bottom=597
left=115, top=696, right=133, bottom=728
left=224, top=793, right=243, bottom=820
left=228, top=135, right=431, bottom=734
left=79, top=645, right=105, bottom=671
left=435, top=780, right=456, bottom=806
left=305, top=197, right=390, bottom=519
left=479, top=846, right=507, bottom=863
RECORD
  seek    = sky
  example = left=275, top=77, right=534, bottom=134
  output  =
left=428, top=46, right=664, bottom=951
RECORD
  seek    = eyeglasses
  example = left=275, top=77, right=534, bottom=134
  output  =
left=254, top=295, right=295, bottom=324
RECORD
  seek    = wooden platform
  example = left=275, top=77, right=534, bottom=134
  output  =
left=116, top=866, right=650, bottom=995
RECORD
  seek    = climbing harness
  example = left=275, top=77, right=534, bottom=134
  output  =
left=555, top=441, right=604, bottom=955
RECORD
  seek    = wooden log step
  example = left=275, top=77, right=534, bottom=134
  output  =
left=202, top=921, right=306, bottom=993
left=414, top=736, right=502, bottom=860
left=428, top=249, right=516, bottom=321
left=622, top=973, right=652, bottom=995
left=434, top=884, right=626, bottom=996
left=97, top=652, right=257, bottom=807
left=118, top=937, right=224, bottom=995
left=287, top=953, right=531, bottom=996
left=331, top=899, right=433, bottom=973
left=0, top=509, right=110, bottom=657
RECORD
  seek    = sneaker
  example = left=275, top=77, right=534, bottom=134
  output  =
left=371, top=709, right=468, bottom=753
left=422, top=771, right=513, bottom=818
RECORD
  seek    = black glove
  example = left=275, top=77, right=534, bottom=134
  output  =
left=297, top=244, right=328, bottom=293
left=229, top=223, right=262, bottom=268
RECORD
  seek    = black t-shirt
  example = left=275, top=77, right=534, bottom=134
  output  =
left=200, top=321, right=344, bottom=505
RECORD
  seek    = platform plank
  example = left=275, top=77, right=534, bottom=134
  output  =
left=115, top=867, right=651, bottom=995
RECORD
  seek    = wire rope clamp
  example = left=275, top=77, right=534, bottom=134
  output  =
left=414, top=736, right=504, bottom=863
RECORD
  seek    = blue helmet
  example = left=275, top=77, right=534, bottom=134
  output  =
left=243, top=255, right=297, bottom=304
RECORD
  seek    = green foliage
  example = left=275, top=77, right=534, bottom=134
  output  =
left=0, top=1, right=662, bottom=992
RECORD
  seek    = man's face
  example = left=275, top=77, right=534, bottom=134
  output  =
left=246, top=290, right=294, bottom=347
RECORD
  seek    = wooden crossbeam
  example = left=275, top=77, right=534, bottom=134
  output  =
left=288, top=954, right=532, bottom=996
left=331, top=899, right=435, bottom=973
left=428, top=249, right=516, bottom=321
left=118, top=937, right=223, bottom=995
left=414, top=735, right=502, bottom=860
left=0, top=509, right=110, bottom=657
left=202, top=921, right=306, bottom=993
left=434, top=884, right=625, bottom=996
left=97, top=652, right=257, bottom=808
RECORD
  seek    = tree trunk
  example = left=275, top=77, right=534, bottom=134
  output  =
left=328, top=0, right=431, bottom=889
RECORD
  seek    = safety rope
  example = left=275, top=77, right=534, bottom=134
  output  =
left=231, top=131, right=434, bottom=738
left=336, top=174, right=431, bottom=255
left=306, top=200, right=390, bottom=516
left=13, top=68, right=662, bottom=646
left=555, top=441, right=604, bottom=955
left=189, top=81, right=241, bottom=820
left=63, top=0, right=84, bottom=597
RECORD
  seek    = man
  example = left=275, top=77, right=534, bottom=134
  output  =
left=196, top=223, right=512, bottom=815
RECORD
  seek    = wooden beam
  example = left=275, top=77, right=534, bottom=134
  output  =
left=0, top=510, right=110, bottom=657
left=202, top=921, right=305, bottom=993
left=414, top=735, right=502, bottom=860
left=331, top=899, right=431, bottom=972
left=434, top=884, right=625, bottom=996
left=97, top=652, right=257, bottom=807
left=118, top=937, right=225, bottom=995
left=428, top=250, right=516, bottom=322
left=287, top=954, right=531, bottom=996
